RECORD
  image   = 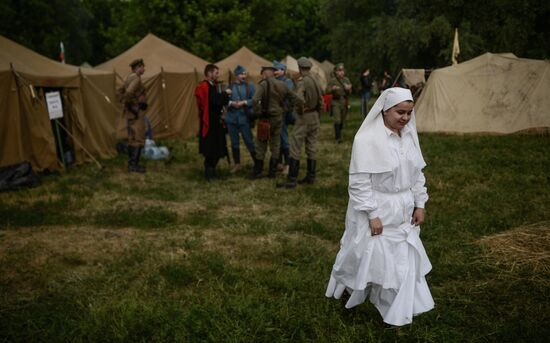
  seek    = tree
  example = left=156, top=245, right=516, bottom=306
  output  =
left=321, top=0, right=550, bottom=85
left=1, top=0, right=92, bottom=64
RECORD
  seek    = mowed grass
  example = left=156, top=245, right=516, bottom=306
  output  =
left=1, top=102, right=549, bottom=342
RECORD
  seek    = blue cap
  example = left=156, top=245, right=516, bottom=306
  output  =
left=233, top=64, right=247, bottom=75
left=272, top=60, right=287, bottom=71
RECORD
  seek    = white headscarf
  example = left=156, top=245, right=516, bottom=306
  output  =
left=349, top=87, right=426, bottom=174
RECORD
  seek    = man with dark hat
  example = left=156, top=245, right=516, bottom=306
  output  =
left=195, top=64, right=232, bottom=181
left=225, top=65, right=256, bottom=173
left=122, top=58, right=147, bottom=172
left=326, top=63, right=352, bottom=143
left=250, top=66, right=302, bottom=179
left=278, top=57, right=323, bottom=188
left=273, top=60, right=295, bottom=175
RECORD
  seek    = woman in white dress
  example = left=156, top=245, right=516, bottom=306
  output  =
left=325, top=87, right=434, bottom=326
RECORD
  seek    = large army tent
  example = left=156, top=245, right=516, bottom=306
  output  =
left=308, top=57, right=328, bottom=91
left=321, top=60, right=335, bottom=80
left=215, top=46, right=271, bottom=84
left=281, top=55, right=300, bottom=76
left=96, top=33, right=208, bottom=139
left=0, top=35, right=117, bottom=172
left=416, top=53, right=550, bottom=133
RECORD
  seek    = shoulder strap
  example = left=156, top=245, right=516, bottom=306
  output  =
left=306, top=75, right=322, bottom=103
left=262, top=80, right=270, bottom=116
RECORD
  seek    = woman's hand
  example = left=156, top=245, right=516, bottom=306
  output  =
left=369, top=217, right=383, bottom=236
left=411, top=208, right=425, bottom=226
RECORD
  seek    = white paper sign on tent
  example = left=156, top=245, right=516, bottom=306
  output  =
left=46, top=91, right=64, bottom=120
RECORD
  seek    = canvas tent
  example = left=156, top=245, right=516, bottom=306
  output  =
left=308, top=57, right=328, bottom=91
left=398, top=69, right=428, bottom=100
left=96, top=33, right=208, bottom=139
left=215, top=46, right=271, bottom=84
left=0, top=35, right=117, bottom=172
left=415, top=53, right=550, bottom=133
left=321, top=60, right=335, bottom=80
left=281, top=55, right=300, bottom=76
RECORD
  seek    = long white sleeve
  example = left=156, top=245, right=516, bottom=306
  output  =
left=411, top=171, right=429, bottom=208
left=349, top=173, right=381, bottom=219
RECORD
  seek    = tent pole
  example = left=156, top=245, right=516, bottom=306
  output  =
left=160, top=66, right=172, bottom=135
left=392, top=70, right=403, bottom=88
left=54, top=119, right=66, bottom=169
left=56, top=119, right=103, bottom=170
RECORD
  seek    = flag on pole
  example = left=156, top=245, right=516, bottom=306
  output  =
left=59, top=42, right=65, bottom=64
left=452, top=28, right=460, bottom=65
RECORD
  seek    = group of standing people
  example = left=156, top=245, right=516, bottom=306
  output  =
left=194, top=58, right=325, bottom=188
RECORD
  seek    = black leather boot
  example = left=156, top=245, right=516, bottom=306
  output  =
left=298, top=159, right=316, bottom=184
left=334, top=123, right=342, bottom=144
left=205, top=165, right=215, bottom=181
left=267, top=157, right=279, bottom=178
left=249, top=158, right=264, bottom=179
left=282, top=147, right=290, bottom=166
left=277, top=157, right=300, bottom=188
left=128, top=146, right=146, bottom=173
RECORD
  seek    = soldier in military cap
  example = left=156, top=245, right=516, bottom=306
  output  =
left=122, top=58, right=147, bottom=172
left=250, top=66, right=303, bottom=179
left=273, top=60, right=295, bottom=175
left=326, top=63, right=352, bottom=143
left=225, top=64, right=256, bottom=173
left=278, top=57, right=323, bottom=188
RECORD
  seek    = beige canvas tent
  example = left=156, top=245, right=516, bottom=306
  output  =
left=416, top=53, right=550, bottom=133
left=308, top=57, right=328, bottom=91
left=0, top=35, right=117, bottom=172
left=399, top=69, right=427, bottom=100
left=281, top=55, right=300, bottom=76
left=96, top=33, right=208, bottom=139
left=321, top=60, right=335, bottom=80
left=215, top=46, right=271, bottom=84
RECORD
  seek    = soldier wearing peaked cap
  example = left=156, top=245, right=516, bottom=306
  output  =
left=225, top=64, right=256, bottom=173
left=250, top=66, right=303, bottom=179
left=278, top=57, right=323, bottom=188
left=122, top=58, right=147, bottom=173
left=273, top=60, right=295, bottom=175
left=326, top=62, right=352, bottom=143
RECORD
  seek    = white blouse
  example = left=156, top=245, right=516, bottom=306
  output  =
left=348, top=125, right=428, bottom=220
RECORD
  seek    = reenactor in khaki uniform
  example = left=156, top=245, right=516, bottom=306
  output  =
left=278, top=57, right=324, bottom=188
left=122, top=58, right=147, bottom=173
left=326, top=63, right=352, bottom=143
left=251, top=66, right=303, bottom=179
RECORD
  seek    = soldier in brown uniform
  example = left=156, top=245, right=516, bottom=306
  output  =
left=251, top=66, right=302, bottom=179
left=122, top=58, right=147, bottom=173
left=278, top=57, right=323, bottom=188
left=326, top=63, right=352, bottom=143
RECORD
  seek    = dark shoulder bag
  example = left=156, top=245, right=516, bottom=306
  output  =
left=257, top=80, right=271, bottom=141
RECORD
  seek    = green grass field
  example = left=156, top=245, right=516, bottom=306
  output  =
left=1, top=103, right=549, bottom=342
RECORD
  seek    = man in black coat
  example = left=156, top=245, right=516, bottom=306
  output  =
left=194, top=64, right=232, bottom=181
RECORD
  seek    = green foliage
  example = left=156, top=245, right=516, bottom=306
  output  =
left=0, top=0, right=92, bottom=64
left=321, top=0, right=550, bottom=83
left=1, top=0, right=549, bottom=82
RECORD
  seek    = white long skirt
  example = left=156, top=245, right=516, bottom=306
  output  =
left=325, top=191, right=434, bottom=326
